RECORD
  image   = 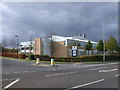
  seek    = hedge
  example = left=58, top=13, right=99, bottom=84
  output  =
left=0, top=52, right=26, bottom=59
left=54, top=55, right=119, bottom=62
left=0, top=52, right=119, bottom=62
left=28, top=54, right=50, bottom=61
left=28, top=54, right=119, bottom=62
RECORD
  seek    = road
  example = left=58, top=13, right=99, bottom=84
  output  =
left=1, top=58, right=119, bottom=90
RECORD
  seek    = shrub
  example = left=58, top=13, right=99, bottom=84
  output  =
left=0, top=52, right=26, bottom=59
left=28, top=54, right=50, bottom=61
left=28, top=54, right=35, bottom=60
left=52, top=55, right=120, bottom=62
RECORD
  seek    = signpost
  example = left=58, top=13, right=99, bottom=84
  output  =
left=72, top=46, right=77, bottom=57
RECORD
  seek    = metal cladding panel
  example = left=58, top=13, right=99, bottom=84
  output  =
left=43, top=38, right=51, bottom=56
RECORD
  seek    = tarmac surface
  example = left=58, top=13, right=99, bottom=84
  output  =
left=1, top=58, right=119, bottom=89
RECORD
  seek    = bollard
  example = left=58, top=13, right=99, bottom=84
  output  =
left=51, top=58, right=54, bottom=66
left=36, top=58, right=40, bottom=65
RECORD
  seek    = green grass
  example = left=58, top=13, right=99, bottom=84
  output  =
left=0, top=56, right=67, bottom=64
left=0, top=56, right=31, bottom=62
left=0, top=56, right=119, bottom=64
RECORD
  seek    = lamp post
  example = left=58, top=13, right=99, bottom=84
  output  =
left=20, top=45, right=23, bottom=54
left=15, top=35, right=19, bottom=59
left=103, top=16, right=115, bottom=61
left=103, top=17, right=105, bottom=62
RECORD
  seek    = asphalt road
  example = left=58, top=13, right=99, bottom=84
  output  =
left=1, top=58, right=119, bottom=90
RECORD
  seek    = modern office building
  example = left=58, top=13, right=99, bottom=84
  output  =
left=20, top=38, right=43, bottom=55
left=50, top=34, right=98, bottom=57
left=20, top=34, right=98, bottom=57
left=20, top=41, right=35, bottom=54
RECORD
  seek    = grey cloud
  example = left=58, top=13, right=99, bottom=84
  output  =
left=1, top=2, right=118, bottom=42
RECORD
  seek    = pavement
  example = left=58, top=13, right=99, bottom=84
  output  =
left=1, top=58, right=120, bottom=90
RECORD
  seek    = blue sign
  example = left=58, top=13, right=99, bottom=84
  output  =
left=72, top=50, right=77, bottom=57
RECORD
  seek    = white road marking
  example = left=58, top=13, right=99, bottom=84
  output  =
left=45, top=71, right=79, bottom=77
left=115, top=74, right=120, bottom=77
left=30, top=71, right=37, bottom=72
left=3, top=78, right=20, bottom=89
left=63, top=68, right=67, bottom=69
left=65, top=71, right=78, bottom=74
left=65, top=79, right=104, bottom=90
left=90, top=67, right=107, bottom=71
left=73, top=67, right=77, bottom=68
left=45, top=73, right=65, bottom=77
left=13, top=72, right=20, bottom=74
left=52, top=69, right=56, bottom=70
left=74, top=65, right=77, bottom=66
left=4, top=73, right=11, bottom=74
left=1, top=78, right=21, bottom=81
left=4, top=71, right=32, bottom=74
left=99, top=69, right=118, bottom=72
left=21, top=71, right=29, bottom=73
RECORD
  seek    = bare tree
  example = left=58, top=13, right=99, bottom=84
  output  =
left=2, top=37, right=8, bottom=48
left=46, top=32, right=57, bottom=57
left=29, top=35, right=33, bottom=54
left=9, top=38, right=16, bottom=49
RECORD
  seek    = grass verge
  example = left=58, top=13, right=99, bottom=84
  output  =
left=0, top=56, right=119, bottom=64
left=0, top=56, right=67, bottom=64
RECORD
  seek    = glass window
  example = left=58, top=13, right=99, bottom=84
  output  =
left=78, top=49, right=84, bottom=56
left=86, top=50, right=92, bottom=55
left=21, top=48, right=24, bottom=50
left=68, top=48, right=72, bottom=56
left=92, top=43, right=97, bottom=48
left=64, top=41, right=66, bottom=45
left=26, top=47, right=29, bottom=50
left=93, top=50, right=97, bottom=55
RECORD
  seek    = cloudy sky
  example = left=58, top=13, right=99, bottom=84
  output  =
left=1, top=2, right=118, bottom=42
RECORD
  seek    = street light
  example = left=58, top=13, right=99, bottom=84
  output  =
left=20, top=45, right=23, bottom=54
left=15, top=35, right=19, bottom=59
left=103, top=16, right=115, bottom=61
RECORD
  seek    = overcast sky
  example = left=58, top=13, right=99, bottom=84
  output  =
left=1, top=2, right=118, bottom=42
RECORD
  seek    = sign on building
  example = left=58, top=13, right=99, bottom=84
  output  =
left=72, top=46, right=77, bottom=57
left=72, top=46, right=77, bottom=50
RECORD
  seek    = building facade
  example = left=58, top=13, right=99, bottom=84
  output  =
left=20, top=41, right=35, bottom=54
left=51, top=34, right=98, bottom=57
left=20, top=38, right=43, bottom=55
left=20, top=34, right=98, bottom=57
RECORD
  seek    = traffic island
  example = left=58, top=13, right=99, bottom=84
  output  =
left=33, top=64, right=58, bottom=67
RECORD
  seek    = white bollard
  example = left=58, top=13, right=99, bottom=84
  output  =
left=36, top=58, right=40, bottom=65
left=51, top=58, right=54, bottom=66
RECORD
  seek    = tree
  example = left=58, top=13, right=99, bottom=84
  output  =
left=68, top=41, right=77, bottom=49
left=106, top=36, right=118, bottom=54
left=2, top=37, right=8, bottom=48
left=68, top=41, right=81, bottom=48
left=46, top=32, right=57, bottom=57
left=9, top=38, right=16, bottom=49
left=96, top=40, right=103, bottom=53
left=0, top=43, right=4, bottom=52
left=86, top=41, right=92, bottom=55
left=118, top=43, right=120, bottom=55
left=29, top=35, right=33, bottom=54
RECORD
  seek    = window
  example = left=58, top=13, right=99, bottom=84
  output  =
left=93, top=50, right=97, bottom=55
left=92, top=43, right=97, bottom=48
left=64, top=41, right=66, bottom=45
left=68, top=48, right=72, bottom=56
left=26, top=47, right=29, bottom=50
left=21, top=48, right=24, bottom=50
left=86, top=50, right=92, bottom=55
left=78, top=49, right=84, bottom=56
left=78, top=42, right=85, bottom=47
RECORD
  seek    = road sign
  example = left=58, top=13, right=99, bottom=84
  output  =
left=72, top=50, right=77, bottom=57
